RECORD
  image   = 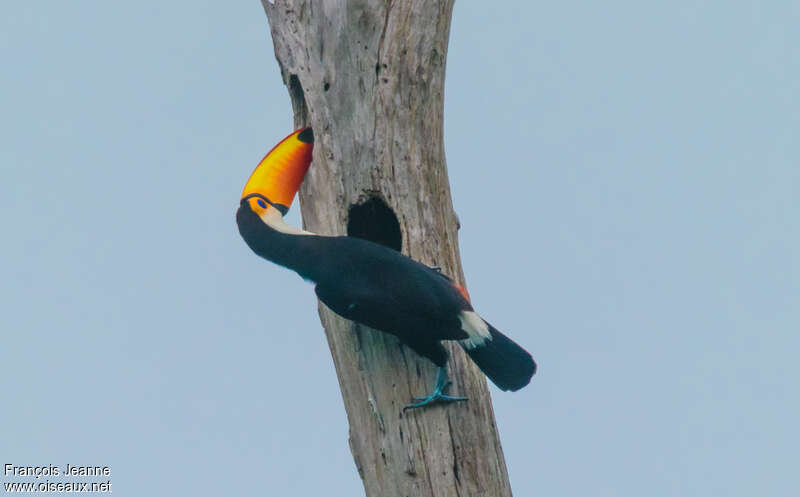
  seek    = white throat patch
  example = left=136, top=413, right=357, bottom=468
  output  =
left=259, top=207, right=313, bottom=236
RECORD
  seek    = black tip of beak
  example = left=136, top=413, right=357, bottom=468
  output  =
left=298, top=127, right=314, bottom=144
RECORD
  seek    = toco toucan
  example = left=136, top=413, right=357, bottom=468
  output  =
left=236, top=128, right=536, bottom=410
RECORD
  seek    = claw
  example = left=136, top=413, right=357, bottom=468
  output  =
left=403, top=367, right=468, bottom=411
left=404, top=393, right=467, bottom=410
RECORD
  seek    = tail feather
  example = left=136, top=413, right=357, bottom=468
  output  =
left=462, top=321, right=536, bottom=391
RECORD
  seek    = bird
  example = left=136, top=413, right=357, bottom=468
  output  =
left=236, top=127, right=536, bottom=410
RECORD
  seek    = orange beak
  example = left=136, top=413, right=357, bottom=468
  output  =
left=241, top=127, right=314, bottom=214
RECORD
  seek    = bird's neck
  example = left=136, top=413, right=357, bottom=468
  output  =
left=236, top=205, right=324, bottom=280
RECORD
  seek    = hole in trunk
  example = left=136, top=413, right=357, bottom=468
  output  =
left=347, top=196, right=402, bottom=252
left=287, top=74, right=309, bottom=123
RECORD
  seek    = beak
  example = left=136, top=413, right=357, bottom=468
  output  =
left=241, top=127, right=314, bottom=214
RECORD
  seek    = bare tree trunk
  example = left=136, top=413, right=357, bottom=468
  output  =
left=262, top=2, right=513, bottom=496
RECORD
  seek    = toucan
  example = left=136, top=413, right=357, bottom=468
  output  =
left=236, top=128, right=536, bottom=409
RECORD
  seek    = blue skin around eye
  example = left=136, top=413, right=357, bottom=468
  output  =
left=257, top=199, right=267, bottom=209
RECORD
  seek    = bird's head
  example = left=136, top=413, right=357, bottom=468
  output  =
left=240, top=127, right=314, bottom=218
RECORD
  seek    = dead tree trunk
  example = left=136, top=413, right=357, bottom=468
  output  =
left=263, top=2, right=513, bottom=496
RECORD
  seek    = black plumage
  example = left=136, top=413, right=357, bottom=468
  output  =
left=236, top=201, right=536, bottom=391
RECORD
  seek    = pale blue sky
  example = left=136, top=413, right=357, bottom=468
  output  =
left=2, top=2, right=798, bottom=496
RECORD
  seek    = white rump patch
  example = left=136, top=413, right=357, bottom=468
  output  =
left=458, top=311, right=492, bottom=349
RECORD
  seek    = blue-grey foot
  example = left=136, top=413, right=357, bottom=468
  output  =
left=403, top=366, right=468, bottom=411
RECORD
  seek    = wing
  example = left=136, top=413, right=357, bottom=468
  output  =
left=313, top=237, right=470, bottom=341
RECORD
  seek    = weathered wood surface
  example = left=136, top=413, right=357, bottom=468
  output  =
left=262, top=1, right=514, bottom=496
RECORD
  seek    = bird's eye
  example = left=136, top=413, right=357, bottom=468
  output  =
left=257, top=199, right=267, bottom=209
